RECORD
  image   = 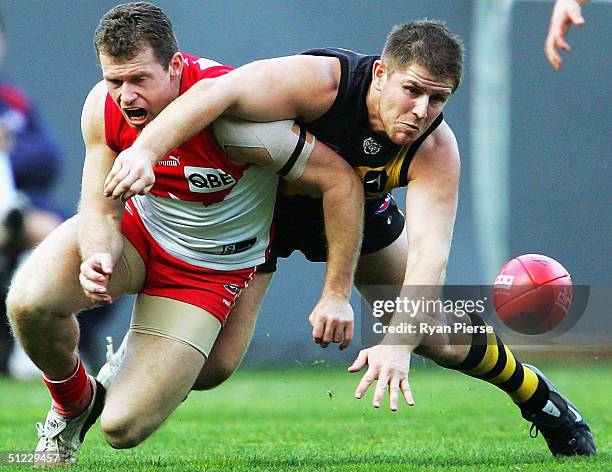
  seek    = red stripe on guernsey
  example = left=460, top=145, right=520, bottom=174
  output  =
left=104, top=53, right=242, bottom=206
left=0, top=83, right=31, bottom=113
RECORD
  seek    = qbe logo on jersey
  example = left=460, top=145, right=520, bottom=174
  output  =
left=184, top=167, right=236, bottom=193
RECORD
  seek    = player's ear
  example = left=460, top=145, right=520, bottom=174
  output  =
left=168, top=52, right=183, bottom=79
left=372, top=60, right=387, bottom=91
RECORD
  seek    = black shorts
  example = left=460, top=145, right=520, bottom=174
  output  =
left=258, top=192, right=405, bottom=273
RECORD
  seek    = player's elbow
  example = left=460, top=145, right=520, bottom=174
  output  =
left=321, top=162, right=364, bottom=203
left=77, top=203, right=123, bottom=227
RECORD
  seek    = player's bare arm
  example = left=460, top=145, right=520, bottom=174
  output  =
left=294, top=140, right=364, bottom=351
left=349, top=121, right=460, bottom=410
left=216, top=119, right=364, bottom=350
left=79, top=81, right=125, bottom=303
left=545, top=0, right=589, bottom=69
left=103, top=55, right=341, bottom=200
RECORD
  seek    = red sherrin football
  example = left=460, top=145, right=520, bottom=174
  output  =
left=492, top=254, right=573, bottom=335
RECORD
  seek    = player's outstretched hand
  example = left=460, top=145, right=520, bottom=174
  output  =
left=79, top=253, right=114, bottom=304
left=308, top=294, right=354, bottom=350
left=104, top=146, right=157, bottom=201
left=545, top=0, right=587, bottom=70
left=348, top=344, right=414, bottom=411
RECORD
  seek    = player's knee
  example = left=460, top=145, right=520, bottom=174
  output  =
left=100, top=410, right=154, bottom=449
left=5, top=280, right=45, bottom=330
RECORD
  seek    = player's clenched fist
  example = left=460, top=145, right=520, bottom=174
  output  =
left=79, top=253, right=114, bottom=303
left=104, top=146, right=157, bottom=201
left=308, top=294, right=354, bottom=350
left=348, top=344, right=415, bottom=411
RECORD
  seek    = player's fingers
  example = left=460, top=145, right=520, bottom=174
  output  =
left=104, top=159, right=123, bottom=190
left=79, top=272, right=112, bottom=303
left=567, top=7, right=585, bottom=26
left=139, top=183, right=155, bottom=196
left=545, top=33, right=563, bottom=68
left=319, top=317, right=338, bottom=348
left=84, top=291, right=112, bottom=304
left=339, top=322, right=353, bottom=351
left=121, top=180, right=148, bottom=202
left=107, top=166, right=134, bottom=196
left=96, top=253, right=114, bottom=275
left=333, top=322, right=343, bottom=344
left=79, top=262, right=106, bottom=283
left=104, top=163, right=128, bottom=196
left=111, top=172, right=139, bottom=200
left=348, top=349, right=368, bottom=373
left=372, top=372, right=390, bottom=408
left=79, top=273, right=108, bottom=295
left=546, top=47, right=562, bottom=69
left=400, top=378, right=415, bottom=406
left=129, top=174, right=155, bottom=198
left=354, top=369, right=376, bottom=400
left=107, top=175, right=132, bottom=200
left=556, top=36, right=571, bottom=53
left=311, top=316, right=325, bottom=345
left=389, top=374, right=401, bottom=411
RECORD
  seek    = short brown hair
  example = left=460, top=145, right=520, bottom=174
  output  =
left=382, top=20, right=464, bottom=91
left=94, top=2, right=179, bottom=70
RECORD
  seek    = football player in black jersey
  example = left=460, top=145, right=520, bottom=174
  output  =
left=103, top=20, right=595, bottom=457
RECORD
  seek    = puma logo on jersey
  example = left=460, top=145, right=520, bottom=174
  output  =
left=184, top=167, right=236, bottom=193
left=158, top=155, right=181, bottom=167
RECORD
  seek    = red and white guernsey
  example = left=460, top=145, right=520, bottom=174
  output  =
left=104, top=53, right=278, bottom=271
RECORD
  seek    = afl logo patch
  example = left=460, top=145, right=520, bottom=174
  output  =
left=362, top=137, right=382, bottom=156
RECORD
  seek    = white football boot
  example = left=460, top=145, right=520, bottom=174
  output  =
left=35, top=376, right=105, bottom=466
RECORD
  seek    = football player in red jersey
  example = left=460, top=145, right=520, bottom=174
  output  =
left=5, top=2, right=363, bottom=464
left=105, top=14, right=595, bottom=457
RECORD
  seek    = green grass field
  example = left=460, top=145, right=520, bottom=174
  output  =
left=0, top=360, right=609, bottom=471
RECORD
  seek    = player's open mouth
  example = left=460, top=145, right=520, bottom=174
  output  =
left=124, top=108, right=148, bottom=123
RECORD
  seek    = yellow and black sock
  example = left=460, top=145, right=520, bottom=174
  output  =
left=443, top=313, right=549, bottom=414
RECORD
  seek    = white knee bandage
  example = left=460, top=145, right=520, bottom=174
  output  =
left=212, top=116, right=314, bottom=181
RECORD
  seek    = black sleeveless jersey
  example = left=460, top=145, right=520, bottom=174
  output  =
left=287, top=47, right=443, bottom=198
